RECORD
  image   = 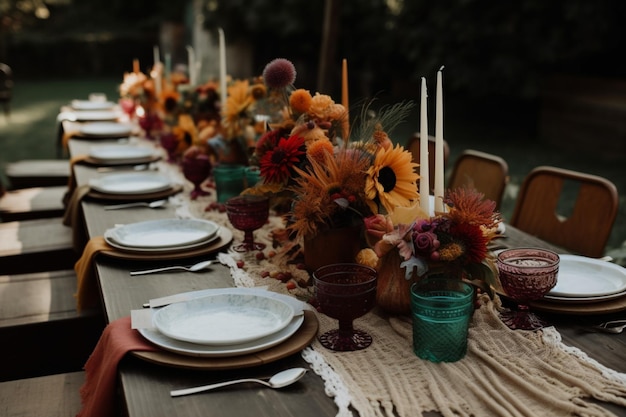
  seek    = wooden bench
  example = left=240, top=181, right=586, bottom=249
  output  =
left=0, top=371, right=84, bottom=417
left=5, top=159, right=70, bottom=189
left=0, top=185, right=67, bottom=222
left=0, top=269, right=104, bottom=381
left=0, top=217, right=78, bottom=275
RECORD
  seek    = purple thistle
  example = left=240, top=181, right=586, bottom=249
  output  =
left=263, top=58, right=297, bottom=89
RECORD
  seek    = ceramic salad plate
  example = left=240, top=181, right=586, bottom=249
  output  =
left=104, top=219, right=220, bottom=249
left=138, top=315, right=304, bottom=358
left=152, top=293, right=295, bottom=346
left=88, top=144, right=155, bottom=163
left=79, top=122, right=133, bottom=137
left=71, top=110, right=120, bottom=122
left=546, top=254, right=626, bottom=298
left=89, top=172, right=171, bottom=195
left=71, top=99, right=116, bottom=110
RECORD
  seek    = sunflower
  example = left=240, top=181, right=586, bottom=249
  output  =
left=259, top=134, right=306, bottom=184
left=365, top=144, right=419, bottom=214
left=222, top=79, right=255, bottom=138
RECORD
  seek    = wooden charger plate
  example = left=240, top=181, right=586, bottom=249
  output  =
left=83, top=154, right=161, bottom=167
left=132, top=310, right=318, bottom=370
left=497, top=288, right=626, bottom=315
left=100, top=227, right=233, bottom=261
left=87, top=184, right=183, bottom=202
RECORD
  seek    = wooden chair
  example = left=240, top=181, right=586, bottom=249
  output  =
left=405, top=133, right=450, bottom=195
left=0, top=371, right=85, bottom=416
left=0, top=62, right=12, bottom=118
left=5, top=159, right=70, bottom=189
left=0, top=183, right=67, bottom=222
left=448, top=149, right=509, bottom=209
left=509, top=166, right=619, bottom=258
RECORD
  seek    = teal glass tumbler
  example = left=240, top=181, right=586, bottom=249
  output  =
left=213, top=164, right=245, bottom=203
left=410, top=278, right=475, bottom=363
left=244, top=166, right=262, bottom=188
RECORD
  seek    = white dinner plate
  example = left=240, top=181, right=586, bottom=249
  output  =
left=88, top=144, right=155, bottom=163
left=104, top=231, right=220, bottom=254
left=89, top=172, right=171, bottom=195
left=72, top=110, right=120, bottom=121
left=71, top=100, right=116, bottom=110
left=546, top=254, right=626, bottom=298
left=104, top=219, right=220, bottom=249
left=153, top=293, right=295, bottom=346
left=79, top=122, right=133, bottom=137
left=138, top=314, right=304, bottom=358
left=543, top=289, right=626, bottom=304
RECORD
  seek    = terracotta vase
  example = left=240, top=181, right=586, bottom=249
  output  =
left=303, top=225, right=363, bottom=273
left=375, top=250, right=415, bottom=315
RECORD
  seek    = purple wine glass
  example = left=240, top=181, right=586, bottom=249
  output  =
left=225, top=195, right=269, bottom=252
left=497, top=248, right=560, bottom=330
left=313, top=263, right=378, bottom=351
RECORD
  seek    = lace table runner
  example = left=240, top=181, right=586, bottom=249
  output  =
left=160, top=159, right=626, bottom=417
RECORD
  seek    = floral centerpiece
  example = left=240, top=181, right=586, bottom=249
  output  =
left=241, top=58, right=422, bottom=272
left=360, top=187, right=502, bottom=314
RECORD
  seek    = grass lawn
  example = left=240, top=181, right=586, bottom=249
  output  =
left=1, top=77, right=624, bottom=262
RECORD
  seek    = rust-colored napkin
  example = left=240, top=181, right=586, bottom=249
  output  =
left=74, top=236, right=112, bottom=312
left=77, top=316, right=158, bottom=417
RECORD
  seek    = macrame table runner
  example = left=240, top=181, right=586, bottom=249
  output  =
left=162, top=156, right=626, bottom=417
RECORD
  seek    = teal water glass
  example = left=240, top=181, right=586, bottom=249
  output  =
left=213, top=164, right=245, bottom=203
left=244, top=166, right=262, bottom=188
left=410, top=277, right=474, bottom=363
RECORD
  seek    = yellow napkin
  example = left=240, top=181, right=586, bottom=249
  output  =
left=64, top=154, right=89, bottom=204
left=75, top=236, right=112, bottom=312
left=63, top=184, right=91, bottom=252
left=62, top=129, right=82, bottom=151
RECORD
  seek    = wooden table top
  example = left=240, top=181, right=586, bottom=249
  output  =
left=67, top=137, right=626, bottom=417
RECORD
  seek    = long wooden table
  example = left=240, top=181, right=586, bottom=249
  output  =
left=67, top=137, right=626, bottom=417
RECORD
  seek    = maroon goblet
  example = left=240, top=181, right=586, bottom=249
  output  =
left=497, top=248, right=560, bottom=330
left=159, top=132, right=179, bottom=163
left=313, top=263, right=378, bottom=351
left=225, top=195, right=269, bottom=252
left=182, top=155, right=212, bottom=199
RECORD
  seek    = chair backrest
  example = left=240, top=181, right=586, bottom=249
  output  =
left=405, top=133, right=450, bottom=195
left=448, top=149, right=509, bottom=209
left=509, top=165, right=619, bottom=258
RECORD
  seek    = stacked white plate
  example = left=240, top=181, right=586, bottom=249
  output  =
left=79, top=122, right=134, bottom=138
left=71, top=99, right=117, bottom=111
left=90, top=172, right=172, bottom=195
left=139, top=290, right=305, bottom=357
left=104, top=219, right=221, bottom=253
left=71, top=110, right=121, bottom=122
left=88, top=144, right=156, bottom=165
left=543, top=254, right=626, bottom=304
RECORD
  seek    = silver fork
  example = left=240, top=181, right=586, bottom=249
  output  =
left=592, top=320, right=626, bottom=334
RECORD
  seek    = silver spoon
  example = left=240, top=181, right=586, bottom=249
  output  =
left=170, top=368, right=307, bottom=397
left=104, top=200, right=167, bottom=210
left=592, top=320, right=626, bottom=334
left=129, top=260, right=213, bottom=276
